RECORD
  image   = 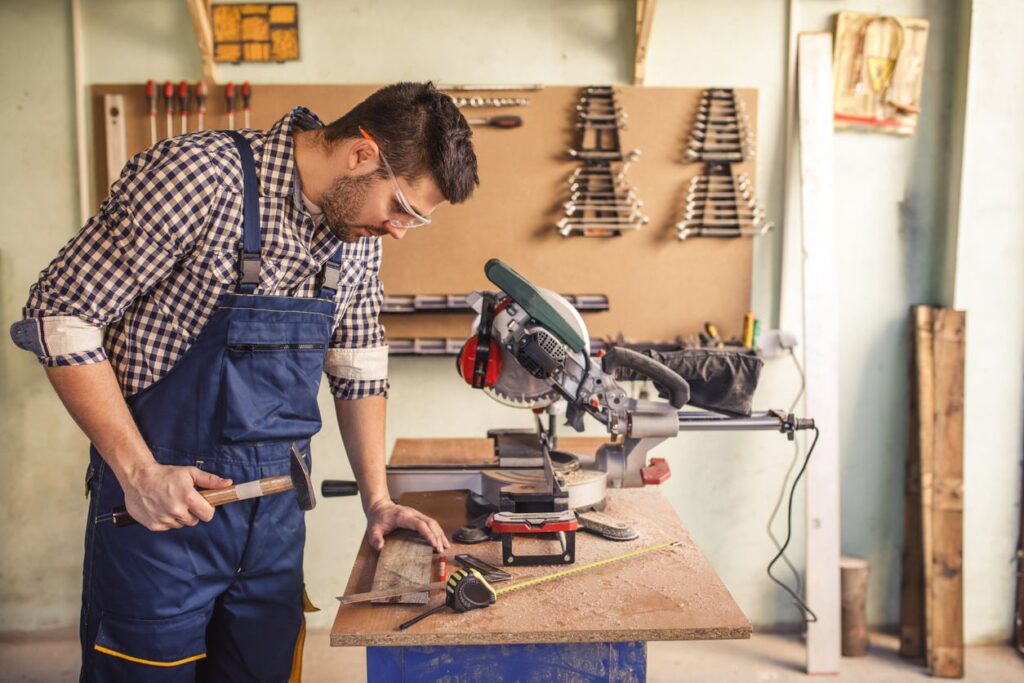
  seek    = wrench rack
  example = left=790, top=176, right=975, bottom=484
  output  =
left=559, top=86, right=649, bottom=238
left=678, top=89, right=772, bottom=240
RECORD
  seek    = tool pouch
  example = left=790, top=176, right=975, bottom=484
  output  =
left=609, top=345, right=763, bottom=416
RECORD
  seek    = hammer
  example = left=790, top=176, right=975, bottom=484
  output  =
left=111, top=444, right=315, bottom=527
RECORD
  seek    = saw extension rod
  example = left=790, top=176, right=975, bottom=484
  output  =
left=677, top=410, right=814, bottom=436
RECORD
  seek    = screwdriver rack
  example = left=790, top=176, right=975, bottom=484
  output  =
left=677, top=88, right=772, bottom=241
left=558, top=86, right=649, bottom=238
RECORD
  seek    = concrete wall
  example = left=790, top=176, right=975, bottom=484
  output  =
left=0, top=0, right=1019, bottom=646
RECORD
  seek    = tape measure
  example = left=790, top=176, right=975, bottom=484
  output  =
left=398, top=540, right=679, bottom=631
left=493, top=540, right=679, bottom=597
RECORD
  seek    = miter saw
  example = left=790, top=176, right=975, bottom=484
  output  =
left=381, top=259, right=815, bottom=566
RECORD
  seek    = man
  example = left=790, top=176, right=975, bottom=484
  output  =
left=10, top=82, right=478, bottom=681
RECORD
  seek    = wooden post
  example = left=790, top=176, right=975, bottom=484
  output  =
left=797, top=31, right=842, bottom=675
left=840, top=556, right=870, bottom=656
left=634, top=0, right=657, bottom=85
left=926, top=308, right=965, bottom=678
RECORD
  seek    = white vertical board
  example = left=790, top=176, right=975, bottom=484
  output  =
left=797, top=31, right=841, bottom=674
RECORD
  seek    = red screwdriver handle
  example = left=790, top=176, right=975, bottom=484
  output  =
left=489, top=115, right=522, bottom=128
left=241, top=81, right=251, bottom=109
left=225, top=82, right=236, bottom=113
left=195, top=81, right=207, bottom=112
left=145, top=80, right=157, bottom=115
left=163, top=81, right=175, bottom=112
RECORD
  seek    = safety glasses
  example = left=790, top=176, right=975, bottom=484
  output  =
left=359, top=127, right=432, bottom=229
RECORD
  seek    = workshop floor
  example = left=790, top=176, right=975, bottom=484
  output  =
left=1, top=629, right=1020, bottom=681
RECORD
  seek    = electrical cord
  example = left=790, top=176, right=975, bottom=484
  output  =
left=765, top=348, right=807, bottom=597
left=766, top=424, right=820, bottom=623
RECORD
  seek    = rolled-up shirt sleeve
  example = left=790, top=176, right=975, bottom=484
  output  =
left=10, top=139, right=219, bottom=366
left=325, top=240, right=389, bottom=400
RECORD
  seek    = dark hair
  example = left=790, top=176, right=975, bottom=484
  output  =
left=322, top=82, right=479, bottom=203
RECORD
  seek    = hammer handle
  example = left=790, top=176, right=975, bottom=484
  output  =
left=111, top=474, right=294, bottom=527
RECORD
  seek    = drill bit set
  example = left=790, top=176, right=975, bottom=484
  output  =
left=677, top=88, right=772, bottom=240
left=558, top=86, right=648, bottom=237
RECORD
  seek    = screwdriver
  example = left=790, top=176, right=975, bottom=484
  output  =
left=178, top=81, right=190, bottom=134
left=195, top=81, right=207, bottom=131
left=242, top=81, right=252, bottom=128
left=465, top=115, right=522, bottom=128
left=225, top=82, right=236, bottom=129
left=145, top=80, right=157, bottom=145
left=163, top=81, right=175, bottom=138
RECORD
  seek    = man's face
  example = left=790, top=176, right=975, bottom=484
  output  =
left=319, top=167, right=445, bottom=244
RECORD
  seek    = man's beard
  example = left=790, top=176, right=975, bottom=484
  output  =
left=319, top=172, right=378, bottom=242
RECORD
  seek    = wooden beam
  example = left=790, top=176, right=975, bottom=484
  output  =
left=185, top=0, right=217, bottom=83
left=925, top=308, right=965, bottom=677
left=797, top=31, right=841, bottom=675
left=634, top=0, right=657, bottom=85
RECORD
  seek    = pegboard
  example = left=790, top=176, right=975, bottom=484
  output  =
left=91, top=84, right=758, bottom=344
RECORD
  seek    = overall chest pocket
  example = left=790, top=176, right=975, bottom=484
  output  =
left=219, top=319, right=330, bottom=444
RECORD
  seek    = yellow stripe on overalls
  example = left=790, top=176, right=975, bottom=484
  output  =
left=93, top=644, right=206, bottom=667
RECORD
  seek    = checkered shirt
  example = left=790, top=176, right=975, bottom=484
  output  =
left=16, top=107, right=388, bottom=400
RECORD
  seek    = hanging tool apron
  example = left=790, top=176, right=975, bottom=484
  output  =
left=80, top=131, right=346, bottom=682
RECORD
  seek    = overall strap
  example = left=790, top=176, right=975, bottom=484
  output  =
left=316, top=245, right=345, bottom=300
left=225, top=130, right=262, bottom=294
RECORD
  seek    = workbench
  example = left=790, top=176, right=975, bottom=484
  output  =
left=331, top=438, right=751, bottom=682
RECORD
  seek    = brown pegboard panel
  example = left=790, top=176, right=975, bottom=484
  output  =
left=91, top=84, right=757, bottom=344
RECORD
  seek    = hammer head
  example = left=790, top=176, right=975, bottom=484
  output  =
left=290, top=444, right=316, bottom=511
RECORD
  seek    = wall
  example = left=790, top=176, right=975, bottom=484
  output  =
left=0, top=0, right=1018, bottom=646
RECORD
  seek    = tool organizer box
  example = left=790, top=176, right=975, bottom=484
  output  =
left=90, top=84, right=759, bottom=344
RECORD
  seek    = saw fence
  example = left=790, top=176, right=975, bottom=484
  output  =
left=90, top=83, right=760, bottom=345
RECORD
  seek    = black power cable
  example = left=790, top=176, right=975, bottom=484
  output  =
left=766, top=425, right=821, bottom=623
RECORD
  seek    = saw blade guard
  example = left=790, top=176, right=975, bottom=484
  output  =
left=464, top=285, right=590, bottom=409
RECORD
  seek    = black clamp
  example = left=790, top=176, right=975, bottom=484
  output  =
left=236, top=244, right=261, bottom=289
left=316, top=260, right=342, bottom=297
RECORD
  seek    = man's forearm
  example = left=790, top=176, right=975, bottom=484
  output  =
left=334, top=395, right=390, bottom=512
left=45, top=361, right=155, bottom=484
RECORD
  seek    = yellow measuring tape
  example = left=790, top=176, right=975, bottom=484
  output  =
left=493, top=540, right=680, bottom=597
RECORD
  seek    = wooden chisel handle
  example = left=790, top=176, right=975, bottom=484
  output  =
left=111, top=474, right=293, bottom=527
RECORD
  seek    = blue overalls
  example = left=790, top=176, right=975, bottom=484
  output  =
left=81, top=131, right=343, bottom=681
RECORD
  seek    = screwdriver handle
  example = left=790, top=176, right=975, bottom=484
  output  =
left=163, top=81, right=175, bottom=112
left=145, top=80, right=157, bottom=115
left=195, top=81, right=207, bottom=112
left=241, top=81, right=251, bottom=108
left=487, top=115, right=522, bottom=128
left=225, top=82, right=236, bottom=113
left=398, top=603, right=447, bottom=631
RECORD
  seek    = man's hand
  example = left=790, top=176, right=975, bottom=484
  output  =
left=121, top=462, right=233, bottom=531
left=366, top=499, right=450, bottom=553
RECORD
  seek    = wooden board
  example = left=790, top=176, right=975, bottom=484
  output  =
left=369, top=530, right=434, bottom=605
left=925, top=308, right=965, bottom=678
left=330, top=487, right=750, bottom=647
left=90, top=83, right=758, bottom=345
left=797, top=32, right=841, bottom=675
left=899, top=306, right=930, bottom=659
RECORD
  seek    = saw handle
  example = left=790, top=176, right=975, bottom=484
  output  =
left=601, top=347, right=691, bottom=408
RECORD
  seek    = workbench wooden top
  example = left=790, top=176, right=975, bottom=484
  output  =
left=330, top=439, right=751, bottom=647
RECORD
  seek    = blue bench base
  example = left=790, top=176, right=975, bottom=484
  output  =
left=367, top=641, right=647, bottom=682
